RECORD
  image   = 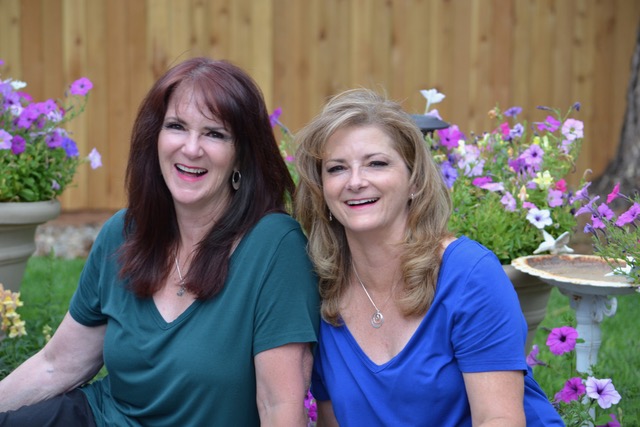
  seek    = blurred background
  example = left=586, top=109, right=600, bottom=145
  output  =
left=1, top=0, right=638, bottom=213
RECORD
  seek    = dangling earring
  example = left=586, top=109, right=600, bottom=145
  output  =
left=231, top=170, right=241, bottom=191
left=329, top=211, right=333, bottom=221
left=410, top=193, right=415, bottom=201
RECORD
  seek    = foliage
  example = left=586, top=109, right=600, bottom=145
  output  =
left=0, top=59, right=102, bottom=202
left=270, top=107, right=298, bottom=185
left=529, top=325, right=623, bottom=426
left=423, top=90, right=588, bottom=264
left=575, top=183, right=640, bottom=284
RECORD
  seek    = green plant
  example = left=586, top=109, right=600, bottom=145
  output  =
left=422, top=90, right=588, bottom=264
left=0, top=59, right=102, bottom=202
left=574, top=183, right=639, bottom=284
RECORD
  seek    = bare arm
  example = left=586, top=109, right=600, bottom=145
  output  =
left=255, top=342, right=313, bottom=426
left=463, top=370, right=526, bottom=427
left=316, top=400, right=339, bottom=427
left=0, top=312, right=106, bottom=412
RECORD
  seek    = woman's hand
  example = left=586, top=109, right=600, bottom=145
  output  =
left=0, top=312, right=106, bottom=412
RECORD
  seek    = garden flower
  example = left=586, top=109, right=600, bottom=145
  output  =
left=606, top=183, right=620, bottom=203
left=0, top=62, right=102, bottom=202
left=585, top=377, right=621, bottom=409
left=420, top=88, right=445, bottom=113
left=561, top=118, right=584, bottom=140
left=597, top=413, right=620, bottom=427
left=536, top=115, right=561, bottom=132
left=554, top=377, right=586, bottom=403
left=525, top=344, right=546, bottom=367
left=546, top=326, right=578, bottom=355
left=504, top=106, right=522, bottom=117
left=526, top=208, right=553, bottom=229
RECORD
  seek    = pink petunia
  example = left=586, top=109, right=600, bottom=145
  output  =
left=472, top=176, right=493, bottom=187
left=536, top=115, right=561, bottom=132
left=437, top=125, right=464, bottom=149
left=596, top=413, right=621, bottom=427
left=69, top=77, right=93, bottom=96
left=615, top=202, right=640, bottom=227
left=554, top=377, right=586, bottom=403
left=606, top=183, right=620, bottom=203
left=525, top=345, right=547, bottom=367
left=561, top=118, right=584, bottom=140
left=555, top=179, right=567, bottom=193
left=546, top=326, right=578, bottom=355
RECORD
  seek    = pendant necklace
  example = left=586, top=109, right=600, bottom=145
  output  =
left=174, top=256, right=186, bottom=297
left=352, top=262, right=393, bottom=329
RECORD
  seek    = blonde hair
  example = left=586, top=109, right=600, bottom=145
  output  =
left=294, top=88, right=453, bottom=325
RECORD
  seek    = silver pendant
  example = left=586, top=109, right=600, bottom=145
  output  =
left=371, top=310, right=384, bottom=328
left=177, top=283, right=185, bottom=297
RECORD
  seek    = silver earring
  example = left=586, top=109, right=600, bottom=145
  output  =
left=410, top=193, right=415, bottom=200
left=329, top=211, right=333, bottom=221
left=231, top=170, right=241, bottom=191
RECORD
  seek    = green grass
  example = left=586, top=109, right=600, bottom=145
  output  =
left=2, top=256, right=639, bottom=423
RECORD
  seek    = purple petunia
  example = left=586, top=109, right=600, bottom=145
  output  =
left=509, top=123, right=524, bottom=139
left=437, top=125, right=464, bottom=149
left=526, top=207, right=552, bottom=229
left=69, top=77, right=93, bottom=96
left=62, top=137, right=79, bottom=157
left=439, top=161, right=458, bottom=188
left=0, top=129, right=12, bottom=149
left=615, top=202, right=640, bottom=226
left=521, top=144, right=544, bottom=169
left=501, top=192, right=516, bottom=212
left=548, top=189, right=564, bottom=208
left=11, top=135, right=25, bottom=155
left=536, top=115, right=561, bottom=132
left=525, top=344, right=547, bottom=367
left=596, top=413, right=620, bottom=427
left=546, top=326, right=578, bottom=355
left=597, top=203, right=615, bottom=221
left=561, top=118, right=584, bottom=141
left=504, top=106, right=522, bottom=117
left=586, top=377, right=621, bottom=409
left=269, top=107, right=282, bottom=127
left=554, top=377, right=586, bottom=403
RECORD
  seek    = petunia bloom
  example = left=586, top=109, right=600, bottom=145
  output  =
left=525, top=344, right=547, bottom=367
left=561, top=118, right=584, bottom=140
left=606, top=183, right=620, bottom=203
left=88, top=148, right=102, bottom=169
left=615, top=202, right=640, bottom=227
left=269, top=107, right=282, bottom=127
left=504, top=106, right=522, bottom=117
left=536, top=115, right=561, bottom=132
left=546, top=326, right=578, bottom=355
left=526, top=207, right=552, bottom=229
left=437, top=125, right=464, bottom=149
left=0, top=129, right=12, bottom=149
left=501, top=192, right=516, bottom=212
left=69, top=77, right=93, bottom=96
left=62, top=137, right=79, bottom=157
left=585, top=377, right=621, bottom=409
left=554, top=377, right=586, bottom=403
left=11, top=135, right=25, bottom=155
left=596, top=413, right=620, bottom=427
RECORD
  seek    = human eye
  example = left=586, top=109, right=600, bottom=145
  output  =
left=205, top=128, right=232, bottom=142
left=325, top=164, right=345, bottom=174
left=369, top=159, right=389, bottom=168
left=163, top=121, right=185, bottom=131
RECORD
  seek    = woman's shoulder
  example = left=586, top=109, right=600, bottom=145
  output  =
left=441, top=236, right=503, bottom=274
left=251, top=212, right=303, bottom=236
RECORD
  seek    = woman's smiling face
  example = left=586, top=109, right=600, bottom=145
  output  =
left=158, top=83, right=236, bottom=217
left=321, top=125, right=413, bottom=238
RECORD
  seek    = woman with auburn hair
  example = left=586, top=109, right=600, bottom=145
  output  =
left=0, top=57, right=319, bottom=426
left=294, top=88, right=562, bottom=426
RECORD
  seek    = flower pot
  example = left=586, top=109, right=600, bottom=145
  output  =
left=503, top=264, right=553, bottom=355
left=0, top=200, right=61, bottom=292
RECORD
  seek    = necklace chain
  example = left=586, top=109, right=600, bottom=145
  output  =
left=174, top=256, right=186, bottom=297
left=352, top=262, right=391, bottom=329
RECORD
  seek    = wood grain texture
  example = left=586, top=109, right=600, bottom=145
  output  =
left=0, top=0, right=638, bottom=210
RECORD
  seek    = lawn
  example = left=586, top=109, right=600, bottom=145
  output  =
left=2, top=255, right=639, bottom=423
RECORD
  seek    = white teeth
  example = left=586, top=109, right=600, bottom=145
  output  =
left=347, top=198, right=378, bottom=206
left=176, top=164, right=206, bottom=175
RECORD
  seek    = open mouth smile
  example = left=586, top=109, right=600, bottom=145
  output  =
left=346, top=198, right=379, bottom=206
left=176, top=164, right=207, bottom=177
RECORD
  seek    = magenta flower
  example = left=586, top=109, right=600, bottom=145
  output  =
left=497, top=122, right=510, bottom=138
left=536, top=115, right=561, bottom=132
left=304, top=390, right=317, bottom=422
left=615, top=202, right=640, bottom=226
left=596, top=413, right=620, bottom=427
left=436, top=125, right=464, bottom=149
left=586, top=377, right=621, bottom=409
left=546, top=326, right=578, bottom=355
left=561, top=118, right=584, bottom=140
left=554, top=377, right=586, bottom=403
left=606, top=183, right=620, bottom=203
left=472, top=176, right=492, bottom=187
left=11, top=134, right=25, bottom=155
left=555, top=179, right=567, bottom=193
left=269, top=107, right=282, bottom=127
left=525, top=344, right=547, bottom=367
left=69, top=77, right=93, bottom=96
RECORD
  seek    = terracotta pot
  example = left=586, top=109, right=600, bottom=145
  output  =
left=0, top=200, right=61, bottom=292
left=503, top=264, right=553, bottom=354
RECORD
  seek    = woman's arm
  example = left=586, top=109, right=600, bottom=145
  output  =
left=0, top=311, right=106, bottom=412
left=255, top=342, right=313, bottom=426
left=316, top=400, right=339, bottom=427
left=463, top=370, right=526, bottom=427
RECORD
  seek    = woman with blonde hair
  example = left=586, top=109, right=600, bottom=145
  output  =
left=294, top=88, right=562, bottom=426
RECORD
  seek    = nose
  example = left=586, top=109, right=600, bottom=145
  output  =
left=346, top=166, right=367, bottom=191
left=182, top=131, right=203, bottom=158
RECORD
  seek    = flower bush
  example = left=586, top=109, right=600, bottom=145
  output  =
left=574, top=183, right=640, bottom=284
left=527, top=326, right=622, bottom=426
left=422, top=90, right=589, bottom=264
left=0, top=283, right=26, bottom=339
left=0, top=60, right=102, bottom=202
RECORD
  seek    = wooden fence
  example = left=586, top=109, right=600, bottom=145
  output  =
left=0, top=0, right=638, bottom=211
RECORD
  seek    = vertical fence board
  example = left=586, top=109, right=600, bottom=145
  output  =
left=0, top=0, right=637, bottom=210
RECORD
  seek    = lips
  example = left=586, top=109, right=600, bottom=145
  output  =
left=175, top=163, right=207, bottom=177
left=346, top=198, right=379, bottom=206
